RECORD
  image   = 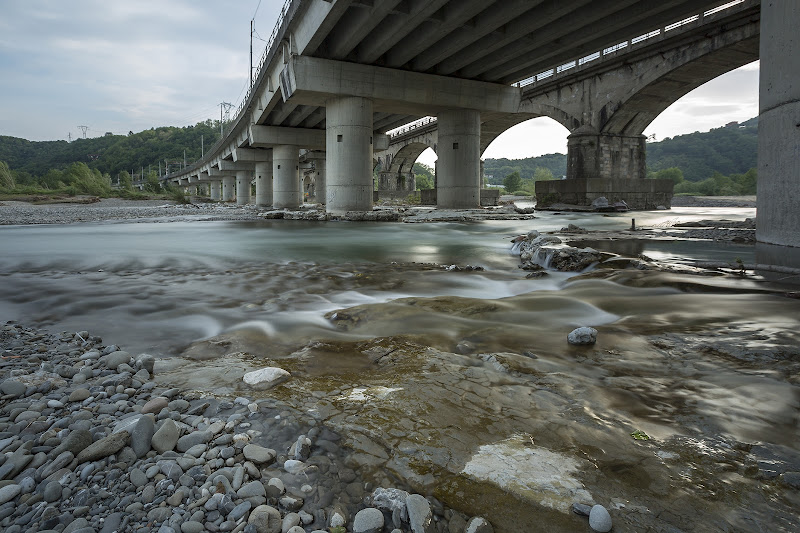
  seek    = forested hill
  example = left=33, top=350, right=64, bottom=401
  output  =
left=0, top=120, right=221, bottom=180
left=483, top=117, right=758, bottom=184
left=645, top=117, right=757, bottom=181
left=2, top=116, right=757, bottom=184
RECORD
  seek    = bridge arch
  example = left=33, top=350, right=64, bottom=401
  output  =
left=601, top=33, right=760, bottom=136
left=480, top=116, right=570, bottom=162
left=388, top=142, right=435, bottom=173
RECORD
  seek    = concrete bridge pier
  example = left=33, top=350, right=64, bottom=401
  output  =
left=326, top=96, right=374, bottom=214
left=756, top=0, right=800, bottom=249
left=254, top=162, right=272, bottom=207
left=313, top=158, right=326, bottom=204
left=566, top=128, right=646, bottom=181
left=378, top=171, right=415, bottom=197
left=273, top=146, right=301, bottom=209
left=537, top=127, right=673, bottom=209
left=235, top=170, right=252, bottom=205
left=221, top=176, right=235, bottom=202
left=436, top=109, right=481, bottom=209
left=210, top=180, right=221, bottom=201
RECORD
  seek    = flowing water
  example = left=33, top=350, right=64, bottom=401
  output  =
left=1, top=207, right=799, bottom=532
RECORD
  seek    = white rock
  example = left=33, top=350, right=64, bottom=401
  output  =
left=589, top=504, right=612, bottom=532
left=283, top=459, right=306, bottom=474
left=242, top=367, right=290, bottom=389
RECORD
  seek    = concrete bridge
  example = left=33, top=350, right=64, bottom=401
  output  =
left=162, top=0, right=799, bottom=251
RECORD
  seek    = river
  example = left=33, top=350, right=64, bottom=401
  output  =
left=1, top=206, right=798, bottom=532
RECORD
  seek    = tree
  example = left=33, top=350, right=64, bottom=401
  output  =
left=0, top=161, right=14, bottom=189
left=647, top=166, right=684, bottom=184
left=532, top=167, right=554, bottom=181
left=118, top=171, right=133, bottom=190
left=503, top=171, right=522, bottom=193
left=144, top=171, right=161, bottom=193
left=413, top=162, right=435, bottom=190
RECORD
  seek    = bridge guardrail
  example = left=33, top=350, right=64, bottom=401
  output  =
left=513, top=0, right=752, bottom=89
left=386, top=116, right=437, bottom=139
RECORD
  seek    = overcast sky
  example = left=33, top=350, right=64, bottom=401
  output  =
left=0, top=0, right=759, bottom=163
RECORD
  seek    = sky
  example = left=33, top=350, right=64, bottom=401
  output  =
left=0, top=0, right=760, bottom=165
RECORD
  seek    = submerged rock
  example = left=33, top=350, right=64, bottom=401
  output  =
left=568, top=327, right=598, bottom=345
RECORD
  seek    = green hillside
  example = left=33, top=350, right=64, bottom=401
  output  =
left=646, top=117, right=757, bottom=181
left=0, top=120, right=221, bottom=182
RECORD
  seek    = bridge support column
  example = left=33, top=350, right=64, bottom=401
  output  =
left=326, top=96, right=373, bottom=214
left=210, top=180, right=221, bottom=201
left=437, top=109, right=480, bottom=209
left=756, top=0, right=800, bottom=248
left=536, top=128, right=672, bottom=209
left=313, top=158, right=326, bottom=204
left=221, top=176, right=235, bottom=201
left=567, top=129, right=646, bottom=181
left=378, top=171, right=416, bottom=200
left=273, top=145, right=301, bottom=209
left=255, top=162, right=272, bottom=207
left=236, top=171, right=252, bottom=205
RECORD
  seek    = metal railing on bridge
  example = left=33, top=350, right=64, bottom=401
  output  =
left=512, top=0, right=751, bottom=89
left=386, top=116, right=438, bottom=140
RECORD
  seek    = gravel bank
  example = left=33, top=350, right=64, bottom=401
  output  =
left=0, top=199, right=262, bottom=225
left=670, top=195, right=757, bottom=208
left=0, top=323, right=493, bottom=533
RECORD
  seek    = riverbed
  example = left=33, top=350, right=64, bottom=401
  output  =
left=1, top=204, right=798, bottom=532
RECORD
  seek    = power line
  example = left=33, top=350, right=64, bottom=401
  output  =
left=219, top=102, right=234, bottom=136
left=77, top=125, right=89, bottom=139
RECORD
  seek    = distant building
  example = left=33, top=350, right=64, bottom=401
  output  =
left=725, top=121, right=739, bottom=128
left=105, top=132, right=113, bottom=136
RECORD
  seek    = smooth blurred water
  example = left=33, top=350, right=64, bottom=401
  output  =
left=0, top=207, right=758, bottom=356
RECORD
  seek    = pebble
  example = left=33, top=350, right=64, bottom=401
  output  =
left=589, top=505, right=613, bottom=532
left=567, top=326, right=598, bottom=345
left=0, top=484, right=22, bottom=504
left=353, top=507, right=384, bottom=533
left=406, top=494, right=432, bottom=533
left=0, top=323, right=483, bottom=533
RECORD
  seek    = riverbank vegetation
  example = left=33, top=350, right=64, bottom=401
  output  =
left=0, top=160, right=183, bottom=202
left=2, top=117, right=759, bottom=199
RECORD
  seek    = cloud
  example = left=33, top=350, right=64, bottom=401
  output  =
left=0, top=0, right=278, bottom=140
left=0, top=1, right=761, bottom=164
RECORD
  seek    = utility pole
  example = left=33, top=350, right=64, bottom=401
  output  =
left=78, top=125, right=89, bottom=139
left=250, top=19, right=254, bottom=88
left=68, top=132, right=72, bottom=142
left=183, top=150, right=186, bottom=168
left=201, top=135, right=204, bottom=157
left=219, top=102, right=233, bottom=136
